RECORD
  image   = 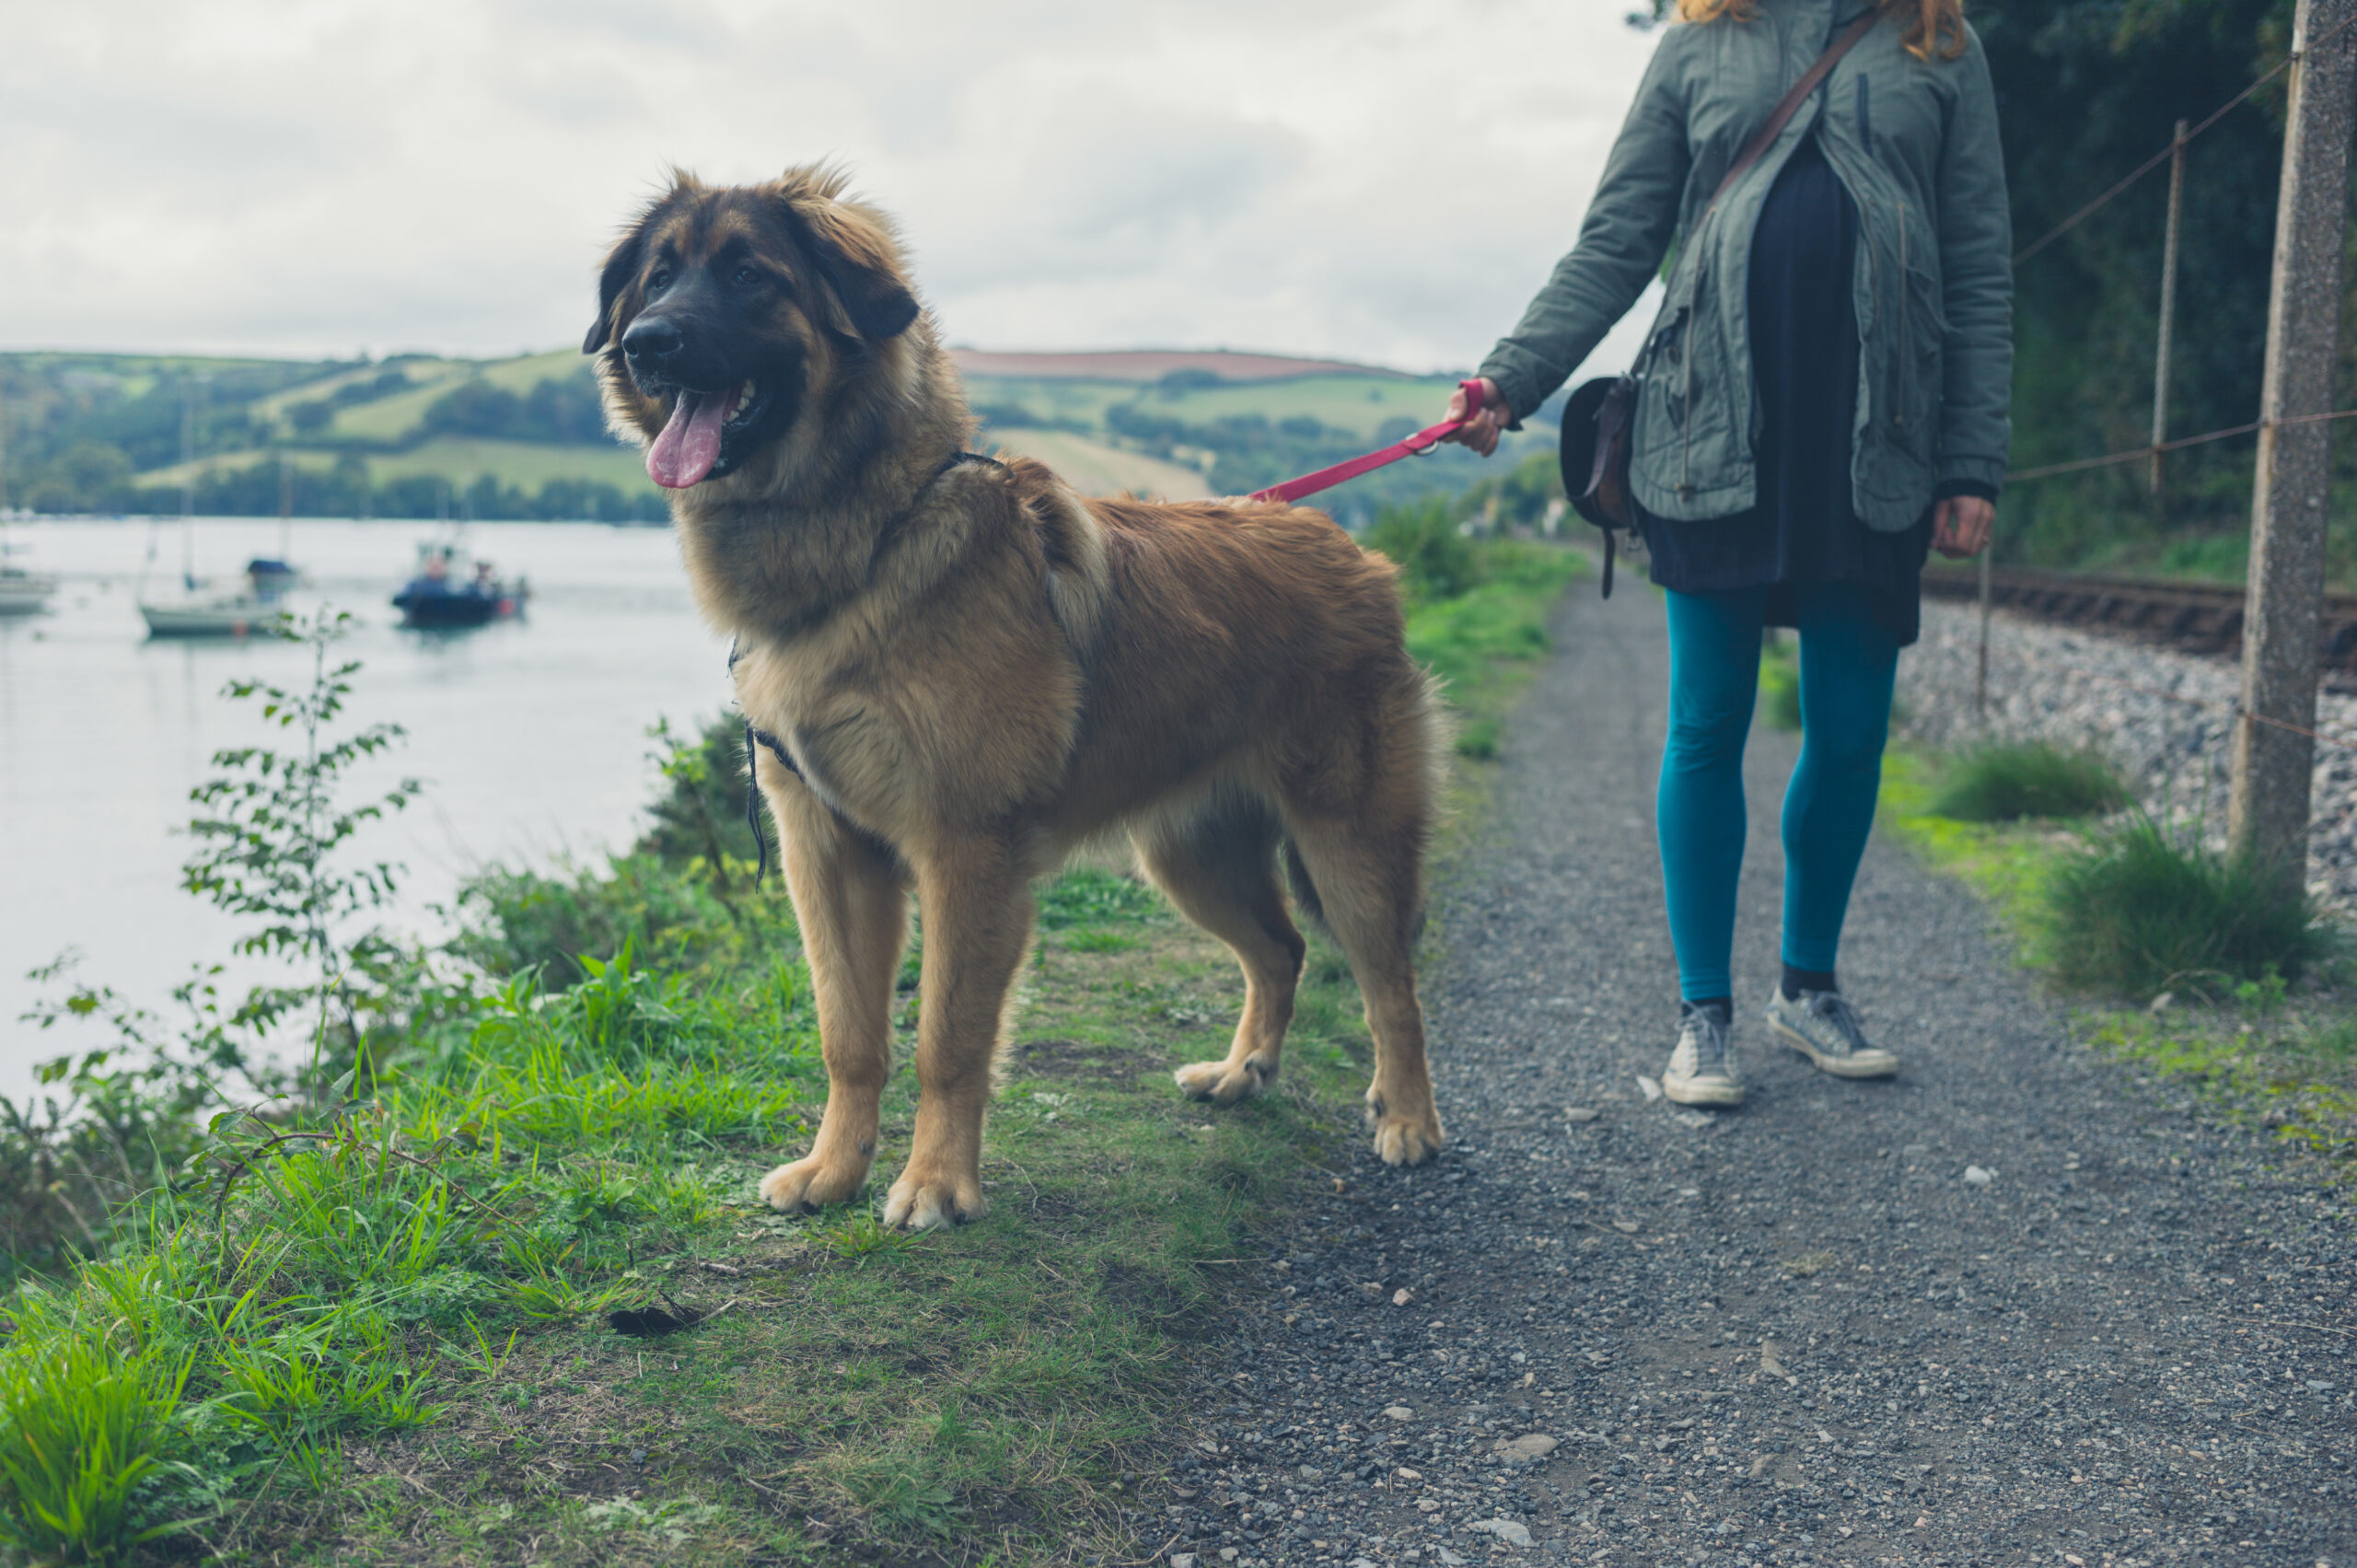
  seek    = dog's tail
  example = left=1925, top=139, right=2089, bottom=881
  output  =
left=1281, top=837, right=1328, bottom=935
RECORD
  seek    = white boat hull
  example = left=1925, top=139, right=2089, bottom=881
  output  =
left=139, top=598, right=287, bottom=638
left=0, top=573, right=56, bottom=615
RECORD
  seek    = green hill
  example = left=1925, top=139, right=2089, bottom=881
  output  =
left=0, top=346, right=1553, bottom=526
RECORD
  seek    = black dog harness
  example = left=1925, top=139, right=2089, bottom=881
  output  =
left=734, top=449, right=998, bottom=883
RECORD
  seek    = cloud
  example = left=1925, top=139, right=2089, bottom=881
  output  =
left=0, top=1, right=1663, bottom=374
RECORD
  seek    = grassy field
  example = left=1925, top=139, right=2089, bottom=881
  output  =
left=0, top=539, right=1585, bottom=1566
left=143, top=436, right=660, bottom=498
left=1878, top=748, right=2357, bottom=1179
left=983, top=429, right=1213, bottom=501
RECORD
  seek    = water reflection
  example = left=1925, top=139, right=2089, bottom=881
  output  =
left=0, top=518, right=729, bottom=1095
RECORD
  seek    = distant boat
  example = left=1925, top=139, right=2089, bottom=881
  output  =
left=0, top=563, right=57, bottom=616
left=139, top=589, right=287, bottom=639
left=245, top=557, right=300, bottom=597
left=391, top=540, right=528, bottom=629
left=0, top=528, right=54, bottom=615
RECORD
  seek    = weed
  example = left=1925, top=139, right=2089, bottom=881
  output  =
left=0, top=1333, right=196, bottom=1563
left=2043, top=812, right=2330, bottom=995
left=1037, top=866, right=1164, bottom=929
left=810, top=1208, right=926, bottom=1263
left=1930, top=740, right=2130, bottom=822
left=1759, top=641, right=1803, bottom=732
left=1365, top=498, right=1480, bottom=602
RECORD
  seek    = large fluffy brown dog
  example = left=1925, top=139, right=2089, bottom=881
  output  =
left=587, top=166, right=1445, bottom=1230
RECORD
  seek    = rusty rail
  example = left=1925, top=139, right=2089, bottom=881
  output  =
left=1922, top=564, right=2357, bottom=669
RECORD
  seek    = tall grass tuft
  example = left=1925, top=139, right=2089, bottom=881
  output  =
left=1932, top=740, right=2130, bottom=822
left=2042, top=812, right=2330, bottom=994
left=0, top=1334, right=194, bottom=1563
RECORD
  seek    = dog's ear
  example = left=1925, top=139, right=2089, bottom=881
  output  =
left=583, top=226, right=645, bottom=354
left=775, top=186, right=920, bottom=342
left=586, top=178, right=699, bottom=354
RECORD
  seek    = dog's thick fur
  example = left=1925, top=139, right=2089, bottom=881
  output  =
left=589, top=166, right=1446, bottom=1230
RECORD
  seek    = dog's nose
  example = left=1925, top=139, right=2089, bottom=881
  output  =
left=622, top=318, right=682, bottom=364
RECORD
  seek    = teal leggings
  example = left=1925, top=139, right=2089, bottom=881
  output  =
left=1657, top=584, right=1898, bottom=1002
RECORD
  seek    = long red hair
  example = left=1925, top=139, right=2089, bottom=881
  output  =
left=1677, top=0, right=1968, bottom=62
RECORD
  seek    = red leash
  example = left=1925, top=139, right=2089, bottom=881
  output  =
left=1248, top=379, right=1486, bottom=505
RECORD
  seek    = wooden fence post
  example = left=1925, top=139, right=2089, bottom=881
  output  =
left=2150, top=119, right=2189, bottom=506
left=2230, top=0, right=2357, bottom=894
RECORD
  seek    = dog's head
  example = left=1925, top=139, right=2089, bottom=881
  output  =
left=586, top=166, right=921, bottom=490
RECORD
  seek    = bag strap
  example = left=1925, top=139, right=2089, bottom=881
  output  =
left=1706, top=9, right=1880, bottom=214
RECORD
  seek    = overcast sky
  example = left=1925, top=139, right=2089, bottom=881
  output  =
left=0, top=1, right=1665, bottom=375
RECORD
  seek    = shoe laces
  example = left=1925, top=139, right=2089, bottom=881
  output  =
left=1804, top=990, right=1870, bottom=1055
left=1681, top=1006, right=1732, bottom=1075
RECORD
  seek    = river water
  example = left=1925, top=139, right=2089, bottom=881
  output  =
left=0, top=518, right=733, bottom=1098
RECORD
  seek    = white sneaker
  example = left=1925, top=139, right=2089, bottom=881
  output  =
left=1661, top=1004, right=1744, bottom=1107
left=1764, top=985, right=1899, bottom=1078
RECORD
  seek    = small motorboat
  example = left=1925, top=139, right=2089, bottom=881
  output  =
left=246, top=557, right=301, bottom=597
left=0, top=563, right=57, bottom=616
left=391, top=540, right=527, bottom=629
left=0, top=529, right=55, bottom=615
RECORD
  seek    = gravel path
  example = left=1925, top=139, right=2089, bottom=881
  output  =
left=1164, top=587, right=2356, bottom=1568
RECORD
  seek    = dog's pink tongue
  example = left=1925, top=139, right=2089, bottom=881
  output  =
left=647, top=391, right=726, bottom=489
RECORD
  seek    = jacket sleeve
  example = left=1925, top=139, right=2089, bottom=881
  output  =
left=1478, top=35, right=1691, bottom=421
left=1933, top=25, right=2013, bottom=496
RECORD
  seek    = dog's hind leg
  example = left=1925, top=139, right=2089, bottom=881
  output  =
left=758, top=776, right=908, bottom=1214
left=883, top=833, right=1033, bottom=1231
left=1141, top=806, right=1306, bottom=1107
left=1283, top=807, right=1445, bottom=1166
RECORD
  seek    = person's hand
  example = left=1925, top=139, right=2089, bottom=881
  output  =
left=1443, top=377, right=1509, bottom=457
left=1932, top=494, right=1994, bottom=558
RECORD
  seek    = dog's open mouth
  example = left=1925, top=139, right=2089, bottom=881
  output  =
left=646, top=379, right=773, bottom=489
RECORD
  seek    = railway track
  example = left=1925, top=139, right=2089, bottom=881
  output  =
left=1921, top=563, right=2357, bottom=670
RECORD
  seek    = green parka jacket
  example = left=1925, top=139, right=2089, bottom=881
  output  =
left=1479, top=0, right=2013, bottom=529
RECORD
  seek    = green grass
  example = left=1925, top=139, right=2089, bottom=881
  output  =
left=1759, top=638, right=1803, bottom=732
left=1926, top=739, right=2131, bottom=822
left=1881, top=746, right=2357, bottom=1184
left=1398, top=538, right=1587, bottom=763
left=3, top=542, right=1583, bottom=1564
left=2042, top=813, right=2329, bottom=995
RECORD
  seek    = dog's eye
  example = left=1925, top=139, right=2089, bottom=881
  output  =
left=648, top=268, right=673, bottom=291
left=732, top=265, right=761, bottom=287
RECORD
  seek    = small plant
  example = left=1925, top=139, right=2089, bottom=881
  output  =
left=1758, top=643, right=1802, bottom=732
left=1036, top=867, right=1163, bottom=930
left=0, top=1335, right=196, bottom=1563
left=2042, top=812, right=2330, bottom=994
left=1930, top=740, right=2130, bottom=822
left=181, top=609, right=422, bottom=1091
left=1365, top=499, right=1481, bottom=602
left=812, top=1208, right=924, bottom=1263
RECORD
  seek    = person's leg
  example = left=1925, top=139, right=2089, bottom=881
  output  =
left=1657, top=587, right=1767, bottom=1007
left=1779, top=582, right=1898, bottom=980
left=1767, top=582, right=1902, bottom=1078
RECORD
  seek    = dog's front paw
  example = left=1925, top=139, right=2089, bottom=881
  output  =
left=760, top=1152, right=869, bottom=1214
left=1364, top=1086, right=1444, bottom=1166
left=881, top=1165, right=986, bottom=1231
left=1174, top=1053, right=1276, bottom=1106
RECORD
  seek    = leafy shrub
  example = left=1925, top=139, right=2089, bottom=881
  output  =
left=1932, top=740, right=2130, bottom=822
left=2042, top=813, right=2331, bottom=994
left=1365, top=500, right=1481, bottom=602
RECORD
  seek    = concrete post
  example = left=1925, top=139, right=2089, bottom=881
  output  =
left=2229, top=0, right=2357, bottom=894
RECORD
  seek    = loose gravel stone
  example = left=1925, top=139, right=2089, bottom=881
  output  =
left=1163, top=588, right=2355, bottom=1568
left=1900, top=600, right=2357, bottom=909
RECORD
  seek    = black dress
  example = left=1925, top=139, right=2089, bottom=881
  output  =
left=1640, top=132, right=1941, bottom=646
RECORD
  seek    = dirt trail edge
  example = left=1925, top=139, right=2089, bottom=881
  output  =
left=1167, top=586, right=2356, bottom=1568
